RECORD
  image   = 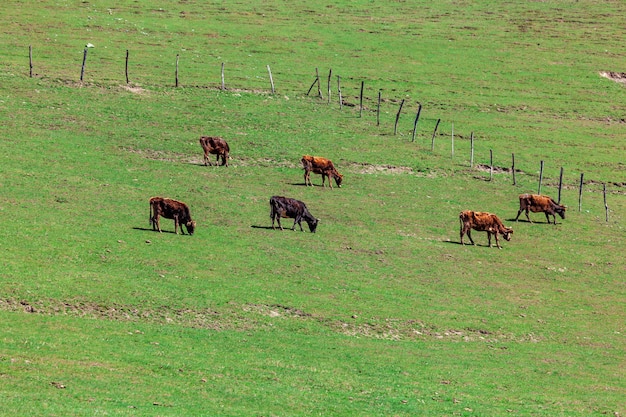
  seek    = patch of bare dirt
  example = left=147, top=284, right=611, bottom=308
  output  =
left=121, top=85, right=148, bottom=94
left=1, top=298, right=539, bottom=343
left=599, top=71, right=626, bottom=85
left=346, top=162, right=413, bottom=175
left=121, top=150, right=418, bottom=176
left=474, top=163, right=521, bottom=174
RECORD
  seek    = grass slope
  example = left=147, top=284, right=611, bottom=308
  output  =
left=0, top=1, right=625, bottom=416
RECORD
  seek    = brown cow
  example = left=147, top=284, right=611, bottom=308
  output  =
left=270, top=196, right=319, bottom=233
left=199, top=136, right=230, bottom=166
left=149, top=197, right=196, bottom=235
left=515, top=194, right=566, bottom=225
left=459, top=210, right=513, bottom=249
left=301, top=155, right=343, bottom=189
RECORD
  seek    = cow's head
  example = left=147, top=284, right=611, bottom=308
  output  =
left=334, top=172, right=343, bottom=188
left=502, top=227, right=513, bottom=241
left=307, top=218, right=319, bottom=233
left=556, top=205, right=567, bottom=219
left=185, top=220, right=196, bottom=235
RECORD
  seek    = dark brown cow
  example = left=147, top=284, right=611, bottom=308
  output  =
left=199, top=136, right=230, bottom=166
left=459, top=210, right=513, bottom=249
left=515, top=194, right=566, bottom=225
left=149, top=197, right=196, bottom=235
left=270, top=196, right=319, bottom=233
left=301, top=155, right=343, bottom=189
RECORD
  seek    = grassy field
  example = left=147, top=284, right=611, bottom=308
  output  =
left=1, top=1, right=625, bottom=416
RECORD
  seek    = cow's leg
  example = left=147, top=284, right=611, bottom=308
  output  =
left=514, top=208, right=522, bottom=222
left=460, top=225, right=466, bottom=245
left=525, top=209, right=533, bottom=223
left=545, top=212, right=556, bottom=224
left=304, top=170, right=310, bottom=186
left=292, top=215, right=304, bottom=231
left=276, top=216, right=284, bottom=230
left=493, top=232, right=502, bottom=249
left=155, top=215, right=162, bottom=233
left=465, top=228, right=475, bottom=245
left=174, top=216, right=180, bottom=235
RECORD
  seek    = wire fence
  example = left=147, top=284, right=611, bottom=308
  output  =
left=24, top=44, right=623, bottom=221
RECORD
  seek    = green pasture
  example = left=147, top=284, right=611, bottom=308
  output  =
left=0, top=1, right=624, bottom=416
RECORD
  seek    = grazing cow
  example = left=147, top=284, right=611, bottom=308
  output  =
left=199, top=136, right=230, bottom=166
left=459, top=210, right=513, bottom=249
left=149, top=197, right=196, bottom=235
left=301, top=155, right=343, bottom=189
left=515, top=194, right=566, bottom=225
left=269, top=196, right=319, bottom=233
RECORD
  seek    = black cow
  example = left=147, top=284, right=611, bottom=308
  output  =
left=269, top=196, right=319, bottom=233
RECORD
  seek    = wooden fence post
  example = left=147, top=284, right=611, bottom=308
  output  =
left=377, top=90, right=381, bottom=126
left=29, top=45, right=33, bottom=78
left=267, top=65, right=275, bottom=94
left=411, top=103, right=422, bottom=142
left=430, top=118, right=440, bottom=151
left=604, top=183, right=609, bottom=221
left=125, top=50, right=129, bottom=84
left=470, top=132, right=474, bottom=167
left=451, top=123, right=454, bottom=158
left=511, top=153, right=516, bottom=185
left=80, top=48, right=88, bottom=82
left=221, top=62, right=225, bottom=90
left=394, top=99, right=405, bottom=135
left=316, top=68, right=322, bottom=98
left=359, top=81, right=364, bottom=117
left=327, top=68, right=332, bottom=104
left=558, top=167, right=564, bottom=204
left=538, top=160, right=544, bottom=195
left=337, top=75, right=343, bottom=110
left=175, top=54, right=179, bottom=87
left=578, top=173, right=584, bottom=212
left=306, top=69, right=319, bottom=96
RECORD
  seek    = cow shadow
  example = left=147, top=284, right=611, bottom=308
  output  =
left=251, top=225, right=275, bottom=230
left=133, top=227, right=177, bottom=234
left=445, top=240, right=500, bottom=248
left=506, top=218, right=551, bottom=224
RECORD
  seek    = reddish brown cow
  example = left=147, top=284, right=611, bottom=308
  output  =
left=149, top=197, right=196, bottom=235
left=515, top=194, right=566, bottom=225
left=270, top=196, right=319, bottom=233
left=199, top=136, right=230, bottom=166
left=301, top=155, right=343, bottom=189
left=459, top=210, right=513, bottom=249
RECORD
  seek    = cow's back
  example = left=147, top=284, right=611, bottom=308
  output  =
left=519, top=194, right=550, bottom=207
left=302, top=155, right=334, bottom=171
left=461, top=210, right=498, bottom=231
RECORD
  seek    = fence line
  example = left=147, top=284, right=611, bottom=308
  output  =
left=24, top=45, right=621, bottom=219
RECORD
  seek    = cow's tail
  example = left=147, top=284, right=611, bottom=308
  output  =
left=149, top=200, right=154, bottom=225
left=269, top=197, right=276, bottom=219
